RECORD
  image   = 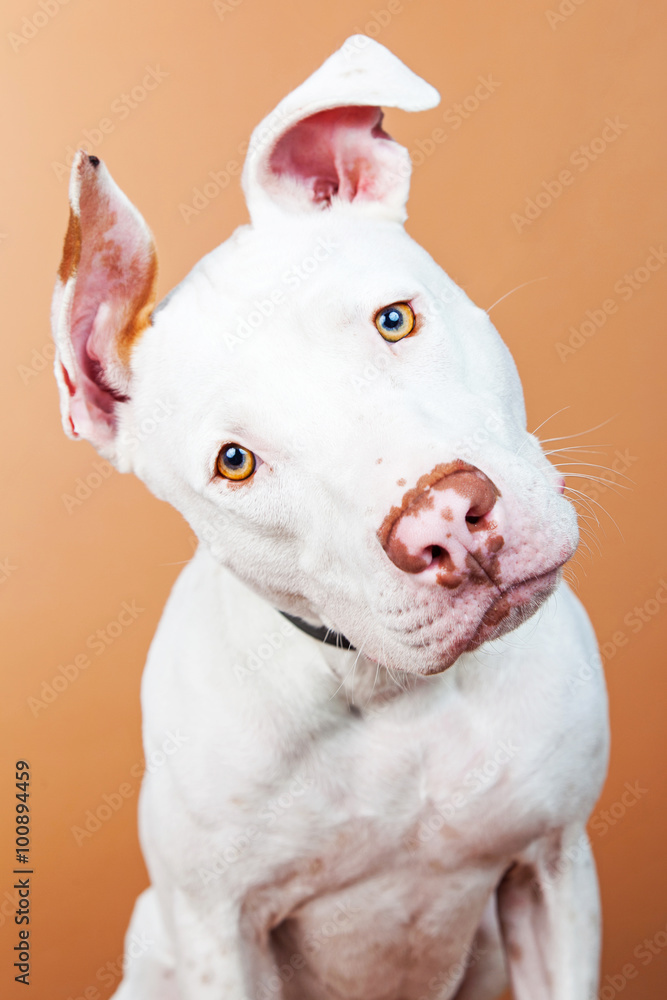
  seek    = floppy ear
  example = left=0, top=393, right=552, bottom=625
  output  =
left=242, top=35, right=440, bottom=224
left=51, top=151, right=157, bottom=459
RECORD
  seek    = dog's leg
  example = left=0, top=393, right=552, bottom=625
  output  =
left=452, top=895, right=508, bottom=1000
left=496, top=824, right=601, bottom=999
left=111, top=884, right=280, bottom=1000
left=168, top=887, right=279, bottom=1000
left=110, top=888, right=178, bottom=1000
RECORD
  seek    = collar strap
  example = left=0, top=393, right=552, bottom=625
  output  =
left=279, top=611, right=356, bottom=651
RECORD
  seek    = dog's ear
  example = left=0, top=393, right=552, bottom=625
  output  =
left=51, top=151, right=157, bottom=460
left=242, top=35, right=439, bottom=224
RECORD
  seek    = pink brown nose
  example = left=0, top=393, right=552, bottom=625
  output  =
left=380, top=464, right=502, bottom=587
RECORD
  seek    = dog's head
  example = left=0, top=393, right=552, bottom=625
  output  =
left=51, top=37, right=578, bottom=675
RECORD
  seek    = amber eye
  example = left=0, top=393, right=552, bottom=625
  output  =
left=216, top=443, right=256, bottom=481
left=374, top=302, right=415, bottom=342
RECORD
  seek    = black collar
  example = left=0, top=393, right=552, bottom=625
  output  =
left=279, top=611, right=356, bottom=651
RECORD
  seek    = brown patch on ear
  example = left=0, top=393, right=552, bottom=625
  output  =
left=58, top=208, right=81, bottom=283
left=74, top=153, right=158, bottom=368
left=117, top=244, right=158, bottom=364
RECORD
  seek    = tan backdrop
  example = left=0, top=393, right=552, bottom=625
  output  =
left=1, top=1, right=666, bottom=997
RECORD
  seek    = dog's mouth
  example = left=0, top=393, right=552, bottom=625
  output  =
left=464, top=566, right=563, bottom=650
left=363, top=565, right=564, bottom=675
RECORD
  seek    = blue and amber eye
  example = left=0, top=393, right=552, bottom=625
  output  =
left=374, top=302, right=416, bottom=342
left=216, top=443, right=256, bottom=481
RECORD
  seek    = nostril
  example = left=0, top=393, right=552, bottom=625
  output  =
left=466, top=510, right=491, bottom=533
left=379, top=463, right=501, bottom=574
left=434, top=470, right=498, bottom=532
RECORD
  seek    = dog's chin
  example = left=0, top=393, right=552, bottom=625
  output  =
left=369, top=567, right=564, bottom=677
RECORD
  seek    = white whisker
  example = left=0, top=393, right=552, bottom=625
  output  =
left=565, top=487, right=624, bottom=540
left=551, top=460, right=634, bottom=483
left=538, top=416, right=615, bottom=444
left=528, top=405, right=571, bottom=441
left=485, top=276, right=548, bottom=314
left=561, top=474, right=630, bottom=496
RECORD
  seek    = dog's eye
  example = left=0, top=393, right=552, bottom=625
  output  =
left=216, top=444, right=256, bottom=481
left=374, top=302, right=415, bottom=342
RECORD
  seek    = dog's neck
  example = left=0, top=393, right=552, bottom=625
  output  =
left=303, top=630, right=427, bottom=713
left=195, top=543, right=429, bottom=712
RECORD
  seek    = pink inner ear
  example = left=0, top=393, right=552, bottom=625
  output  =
left=55, top=155, right=156, bottom=445
left=268, top=106, right=399, bottom=208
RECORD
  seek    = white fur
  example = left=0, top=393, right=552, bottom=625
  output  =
left=53, top=37, right=609, bottom=1000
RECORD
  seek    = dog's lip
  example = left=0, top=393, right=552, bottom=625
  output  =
left=374, top=564, right=565, bottom=670
left=465, top=564, right=564, bottom=649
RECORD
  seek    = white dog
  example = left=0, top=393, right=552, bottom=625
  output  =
left=52, top=36, right=609, bottom=1000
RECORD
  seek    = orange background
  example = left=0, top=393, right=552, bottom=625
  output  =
left=1, top=1, right=666, bottom=997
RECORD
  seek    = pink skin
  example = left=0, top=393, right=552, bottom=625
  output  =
left=378, top=465, right=567, bottom=669
left=268, top=106, right=406, bottom=208
left=53, top=152, right=156, bottom=447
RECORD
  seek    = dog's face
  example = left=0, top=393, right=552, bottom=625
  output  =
left=52, top=37, right=578, bottom=675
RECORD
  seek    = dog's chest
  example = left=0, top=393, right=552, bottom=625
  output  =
left=235, top=695, right=531, bottom=999
left=175, top=659, right=564, bottom=903
left=268, top=680, right=545, bottom=867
